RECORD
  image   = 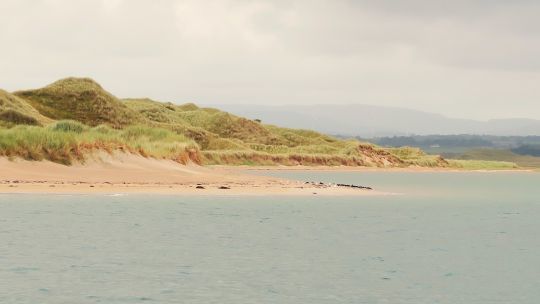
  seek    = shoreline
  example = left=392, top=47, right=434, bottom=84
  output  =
left=2, top=155, right=534, bottom=196
left=211, top=165, right=535, bottom=173
left=0, top=182, right=383, bottom=196
left=0, top=155, right=380, bottom=196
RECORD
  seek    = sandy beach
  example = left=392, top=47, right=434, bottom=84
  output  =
left=0, top=154, right=381, bottom=196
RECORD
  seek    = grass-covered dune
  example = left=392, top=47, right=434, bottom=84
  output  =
left=0, top=77, right=511, bottom=169
left=0, top=89, right=52, bottom=127
left=15, top=78, right=143, bottom=128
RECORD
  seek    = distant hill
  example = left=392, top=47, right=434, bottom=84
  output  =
left=209, top=104, right=540, bottom=137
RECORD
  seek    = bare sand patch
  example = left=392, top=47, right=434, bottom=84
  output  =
left=0, top=154, right=381, bottom=196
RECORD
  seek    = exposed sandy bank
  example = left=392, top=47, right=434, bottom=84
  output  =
left=0, top=154, right=380, bottom=196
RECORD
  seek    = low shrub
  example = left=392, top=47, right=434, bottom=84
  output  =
left=49, top=120, right=87, bottom=133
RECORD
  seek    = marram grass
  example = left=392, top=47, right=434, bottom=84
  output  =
left=1, top=121, right=514, bottom=168
left=14, top=78, right=143, bottom=128
left=0, top=121, right=199, bottom=165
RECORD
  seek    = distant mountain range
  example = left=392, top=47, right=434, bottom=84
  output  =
left=208, top=104, right=540, bottom=137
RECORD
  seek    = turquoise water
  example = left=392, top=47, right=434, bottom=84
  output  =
left=1, top=171, right=539, bottom=303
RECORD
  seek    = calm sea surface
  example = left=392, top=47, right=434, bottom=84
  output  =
left=1, top=171, right=539, bottom=303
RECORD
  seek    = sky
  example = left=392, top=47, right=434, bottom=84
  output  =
left=1, top=0, right=539, bottom=120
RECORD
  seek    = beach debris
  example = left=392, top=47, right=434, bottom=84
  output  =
left=336, top=183, right=373, bottom=190
left=196, top=185, right=205, bottom=189
left=218, top=186, right=231, bottom=189
left=304, top=181, right=372, bottom=190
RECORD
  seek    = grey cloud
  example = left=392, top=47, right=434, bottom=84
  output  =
left=0, top=0, right=539, bottom=119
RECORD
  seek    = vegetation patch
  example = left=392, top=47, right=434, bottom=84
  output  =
left=447, top=159, right=518, bottom=170
left=0, top=110, right=41, bottom=126
left=450, top=148, right=540, bottom=169
left=0, top=122, right=199, bottom=165
left=0, top=89, right=51, bottom=126
left=15, top=78, right=144, bottom=128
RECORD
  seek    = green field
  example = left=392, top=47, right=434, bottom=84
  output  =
left=446, top=148, right=540, bottom=169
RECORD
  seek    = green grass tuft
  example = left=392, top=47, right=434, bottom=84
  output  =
left=49, top=120, right=87, bottom=133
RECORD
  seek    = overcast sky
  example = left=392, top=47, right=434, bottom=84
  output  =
left=1, top=0, right=539, bottom=120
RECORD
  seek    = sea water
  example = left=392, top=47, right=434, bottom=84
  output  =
left=1, top=171, right=539, bottom=303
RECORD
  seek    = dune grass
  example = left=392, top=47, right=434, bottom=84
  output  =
left=0, top=89, right=52, bottom=127
left=0, top=110, right=41, bottom=127
left=14, top=78, right=144, bottom=128
left=124, top=98, right=341, bottom=149
left=387, top=146, right=449, bottom=167
left=201, top=150, right=370, bottom=166
left=0, top=121, right=199, bottom=165
left=0, top=120, right=516, bottom=169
